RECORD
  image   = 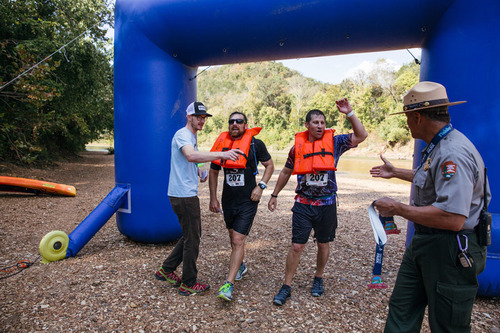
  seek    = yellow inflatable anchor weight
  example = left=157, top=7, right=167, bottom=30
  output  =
left=39, top=230, right=69, bottom=263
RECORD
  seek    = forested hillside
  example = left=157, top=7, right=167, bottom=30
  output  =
left=197, top=60, right=419, bottom=150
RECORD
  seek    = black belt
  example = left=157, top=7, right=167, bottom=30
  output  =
left=414, top=224, right=475, bottom=235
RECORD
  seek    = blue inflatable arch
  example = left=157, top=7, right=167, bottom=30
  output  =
left=112, top=0, right=499, bottom=295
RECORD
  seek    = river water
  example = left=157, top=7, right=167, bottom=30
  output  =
left=270, top=152, right=413, bottom=185
left=86, top=144, right=414, bottom=185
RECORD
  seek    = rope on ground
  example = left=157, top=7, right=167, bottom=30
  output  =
left=0, top=255, right=41, bottom=280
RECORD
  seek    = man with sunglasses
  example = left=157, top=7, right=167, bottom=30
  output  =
left=268, top=98, right=367, bottom=306
left=209, top=112, right=274, bottom=301
left=155, top=102, right=242, bottom=296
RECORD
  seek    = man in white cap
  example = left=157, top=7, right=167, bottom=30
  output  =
left=155, top=101, right=242, bottom=296
left=371, top=81, right=490, bottom=332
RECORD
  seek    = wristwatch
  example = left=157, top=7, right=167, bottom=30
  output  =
left=258, top=181, right=267, bottom=190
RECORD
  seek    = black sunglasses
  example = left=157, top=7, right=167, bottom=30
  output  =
left=228, top=119, right=245, bottom=125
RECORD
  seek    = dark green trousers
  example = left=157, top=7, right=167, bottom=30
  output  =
left=162, top=196, right=202, bottom=286
left=384, top=232, right=486, bottom=333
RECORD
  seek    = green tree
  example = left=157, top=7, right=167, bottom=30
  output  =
left=377, top=62, right=420, bottom=145
left=0, top=0, right=113, bottom=164
left=287, top=75, right=321, bottom=132
left=308, top=84, right=345, bottom=129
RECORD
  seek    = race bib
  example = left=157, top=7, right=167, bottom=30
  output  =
left=226, top=170, right=245, bottom=186
left=305, top=172, right=328, bottom=186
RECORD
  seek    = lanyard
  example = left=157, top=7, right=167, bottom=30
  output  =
left=419, top=123, right=454, bottom=169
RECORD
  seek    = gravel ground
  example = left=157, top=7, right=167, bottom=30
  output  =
left=1, top=151, right=498, bottom=332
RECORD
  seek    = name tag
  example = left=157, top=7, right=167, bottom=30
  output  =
left=226, top=170, right=245, bottom=186
left=305, top=172, right=328, bottom=186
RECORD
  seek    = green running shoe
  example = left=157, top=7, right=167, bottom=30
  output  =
left=217, top=281, right=234, bottom=301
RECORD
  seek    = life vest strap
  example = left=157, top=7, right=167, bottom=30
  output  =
left=304, top=148, right=334, bottom=158
left=236, top=150, right=248, bottom=160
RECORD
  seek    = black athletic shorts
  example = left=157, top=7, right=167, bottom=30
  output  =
left=291, top=201, right=338, bottom=244
left=223, top=201, right=259, bottom=235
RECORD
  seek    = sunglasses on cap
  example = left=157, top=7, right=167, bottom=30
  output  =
left=228, top=119, right=245, bottom=125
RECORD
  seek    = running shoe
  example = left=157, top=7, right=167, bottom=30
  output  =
left=235, top=262, right=247, bottom=281
left=311, top=276, right=324, bottom=297
left=154, top=267, right=181, bottom=286
left=179, top=282, right=210, bottom=296
left=217, top=281, right=234, bottom=301
left=273, top=284, right=291, bottom=306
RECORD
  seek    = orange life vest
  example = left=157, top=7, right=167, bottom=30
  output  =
left=293, top=129, right=336, bottom=175
left=210, top=127, right=262, bottom=168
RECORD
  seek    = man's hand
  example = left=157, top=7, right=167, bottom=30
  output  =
left=370, top=154, right=395, bottom=179
left=198, top=169, right=208, bottom=182
left=250, top=186, right=263, bottom=202
left=209, top=197, right=221, bottom=213
left=268, top=196, right=277, bottom=212
left=335, top=97, right=352, bottom=115
left=221, top=149, right=243, bottom=162
left=373, top=197, right=400, bottom=217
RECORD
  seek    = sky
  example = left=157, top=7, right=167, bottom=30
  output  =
left=278, top=48, right=421, bottom=85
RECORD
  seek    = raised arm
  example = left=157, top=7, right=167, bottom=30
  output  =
left=369, top=154, right=415, bottom=182
left=335, top=98, right=368, bottom=146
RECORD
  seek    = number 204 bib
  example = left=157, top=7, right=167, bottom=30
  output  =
left=305, top=172, right=328, bottom=186
left=226, top=170, right=245, bottom=186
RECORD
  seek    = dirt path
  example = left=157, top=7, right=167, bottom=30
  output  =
left=1, top=152, right=498, bottom=332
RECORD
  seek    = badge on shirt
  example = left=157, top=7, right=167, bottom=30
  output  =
left=423, top=158, right=432, bottom=171
left=441, top=161, right=457, bottom=180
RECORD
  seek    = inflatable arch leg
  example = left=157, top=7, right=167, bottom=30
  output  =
left=114, top=13, right=195, bottom=243
left=404, top=0, right=500, bottom=297
left=39, top=185, right=129, bottom=263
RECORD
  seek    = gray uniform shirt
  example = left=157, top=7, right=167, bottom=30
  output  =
left=412, top=129, right=490, bottom=230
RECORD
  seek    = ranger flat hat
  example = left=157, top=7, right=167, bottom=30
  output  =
left=391, top=81, right=466, bottom=115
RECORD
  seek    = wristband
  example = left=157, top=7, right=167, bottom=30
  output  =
left=347, top=111, right=355, bottom=118
left=271, top=194, right=278, bottom=198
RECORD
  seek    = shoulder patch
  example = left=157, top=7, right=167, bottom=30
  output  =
left=441, top=161, right=457, bottom=180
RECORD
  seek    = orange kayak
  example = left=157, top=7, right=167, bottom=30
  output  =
left=0, top=176, right=76, bottom=197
